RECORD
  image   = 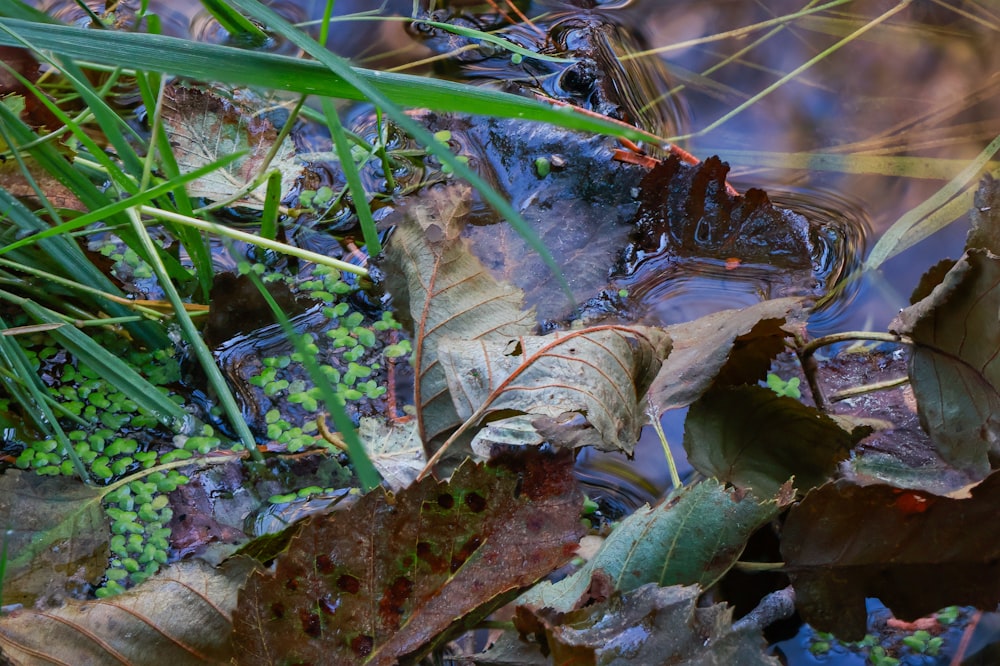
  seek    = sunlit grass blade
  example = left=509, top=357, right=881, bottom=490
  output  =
left=245, top=271, right=381, bottom=491
left=200, top=0, right=269, bottom=46
left=865, top=132, right=1000, bottom=270
left=124, top=208, right=261, bottom=459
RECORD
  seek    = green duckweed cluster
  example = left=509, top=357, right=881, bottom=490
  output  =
left=806, top=606, right=960, bottom=665
left=8, top=326, right=194, bottom=595
left=240, top=261, right=411, bottom=453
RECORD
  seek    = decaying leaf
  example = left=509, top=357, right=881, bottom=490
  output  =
left=358, top=416, right=425, bottom=491
left=378, top=184, right=536, bottom=455
left=0, top=558, right=256, bottom=666
left=0, top=470, right=108, bottom=607
left=518, top=479, right=790, bottom=613
left=782, top=472, right=1000, bottom=640
left=161, top=84, right=299, bottom=208
left=232, top=449, right=583, bottom=666
left=647, top=297, right=808, bottom=413
left=966, top=173, right=1000, bottom=254
left=891, top=248, right=1000, bottom=478
left=439, top=325, right=671, bottom=454
left=684, top=386, right=868, bottom=496
left=514, top=584, right=779, bottom=666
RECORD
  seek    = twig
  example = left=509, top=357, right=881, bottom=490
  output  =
left=731, top=586, right=796, bottom=634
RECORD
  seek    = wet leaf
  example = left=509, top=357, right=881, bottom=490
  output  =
left=440, top=325, right=672, bottom=454
left=515, top=584, right=779, bottom=666
left=0, top=470, right=108, bottom=607
left=647, top=297, right=807, bottom=412
left=518, top=479, right=789, bottom=613
left=357, top=416, right=425, bottom=492
left=684, top=386, right=868, bottom=496
left=967, top=173, right=1000, bottom=253
left=379, top=185, right=536, bottom=453
left=782, top=472, right=1000, bottom=640
left=0, top=558, right=256, bottom=666
left=232, top=450, right=583, bottom=666
left=891, top=248, right=1000, bottom=478
left=161, top=84, right=299, bottom=208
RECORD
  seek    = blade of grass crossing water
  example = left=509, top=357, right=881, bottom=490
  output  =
left=245, top=271, right=381, bottom=491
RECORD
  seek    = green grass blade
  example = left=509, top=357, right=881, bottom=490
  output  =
left=18, top=300, right=189, bottom=430
left=865, top=132, right=1000, bottom=270
left=245, top=271, right=381, bottom=491
left=0, top=17, right=661, bottom=144
left=123, top=208, right=261, bottom=458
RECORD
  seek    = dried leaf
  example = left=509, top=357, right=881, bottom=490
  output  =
left=379, top=185, right=536, bottom=453
left=891, top=248, right=1000, bottom=478
left=516, top=584, right=779, bottom=666
left=518, top=479, right=789, bottom=613
left=0, top=470, right=108, bottom=607
left=648, top=297, right=807, bottom=412
left=684, top=386, right=867, bottom=496
left=782, top=472, right=1000, bottom=639
left=161, top=84, right=299, bottom=208
left=0, top=559, right=256, bottom=666
left=232, top=450, right=583, bottom=666
left=439, top=325, right=672, bottom=454
left=358, top=416, right=425, bottom=491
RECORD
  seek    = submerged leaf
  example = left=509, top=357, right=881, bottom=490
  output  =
left=685, top=386, right=867, bottom=496
left=0, top=470, right=107, bottom=607
left=379, top=185, right=536, bottom=453
left=440, top=325, right=671, bottom=454
left=515, top=584, right=779, bottom=666
left=782, top=472, right=1000, bottom=639
left=161, top=84, right=299, bottom=208
left=0, top=558, right=256, bottom=666
left=232, top=450, right=583, bottom=666
left=892, top=248, right=1000, bottom=478
left=518, top=479, right=789, bottom=613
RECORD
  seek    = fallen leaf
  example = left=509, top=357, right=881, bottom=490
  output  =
left=161, top=84, right=299, bottom=208
left=781, top=472, right=1000, bottom=640
left=647, top=297, right=808, bottom=412
left=518, top=479, right=789, bottom=613
left=966, top=173, right=1000, bottom=254
left=684, top=386, right=868, bottom=496
left=516, top=584, right=779, bottom=666
left=232, top=449, right=583, bottom=666
left=0, top=470, right=108, bottom=607
left=378, top=184, right=536, bottom=457
left=0, top=558, right=256, bottom=666
left=358, top=416, right=425, bottom=491
left=439, top=324, right=672, bottom=454
left=891, top=248, right=1000, bottom=478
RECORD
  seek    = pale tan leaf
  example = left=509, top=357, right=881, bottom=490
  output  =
left=358, top=416, right=425, bottom=491
left=0, top=558, right=257, bottom=666
left=380, top=184, right=536, bottom=450
left=439, top=325, right=671, bottom=454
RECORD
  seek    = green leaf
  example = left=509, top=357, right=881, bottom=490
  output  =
left=518, top=479, right=790, bottom=613
left=684, top=386, right=867, bottom=496
left=891, top=248, right=1000, bottom=478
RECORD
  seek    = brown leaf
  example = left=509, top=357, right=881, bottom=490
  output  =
left=379, top=184, right=536, bottom=454
left=439, top=324, right=671, bottom=454
left=781, top=472, right=1000, bottom=639
left=0, top=470, right=108, bottom=607
left=966, top=173, right=1000, bottom=254
left=232, top=449, right=583, bottom=666
left=516, top=584, right=779, bottom=666
left=0, top=559, right=256, bottom=666
left=648, top=297, right=808, bottom=412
